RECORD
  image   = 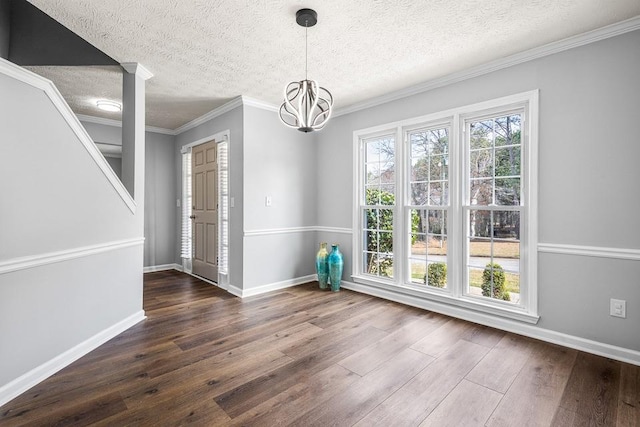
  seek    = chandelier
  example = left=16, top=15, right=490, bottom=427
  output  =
left=279, top=9, right=333, bottom=133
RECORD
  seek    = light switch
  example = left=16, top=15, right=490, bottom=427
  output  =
left=265, top=196, right=272, bottom=207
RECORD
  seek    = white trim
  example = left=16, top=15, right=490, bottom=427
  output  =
left=180, top=131, right=231, bottom=290
left=0, top=57, right=137, bottom=214
left=333, top=16, right=640, bottom=118
left=0, top=310, right=146, bottom=407
left=241, top=96, right=279, bottom=112
left=242, top=226, right=355, bottom=236
left=351, top=275, right=539, bottom=324
left=538, top=243, right=640, bottom=261
left=233, top=274, right=317, bottom=298
left=340, top=280, right=640, bottom=366
left=243, top=226, right=316, bottom=237
left=173, top=97, right=243, bottom=135
left=120, top=62, right=154, bottom=81
left=180, top=130, right=230, bottom=152
left=95, top=142, right=122, bottom=157
left=79, top=97, right=277, bottom=137
left=228, top=284, right=243, bottom=298
left=0, top=238, right=145, bottom=275
left=316, top=226, right=353, bottom=235
left=76, top=114, right=175, bottom=135
left=143, top=263, right=183, bottom=273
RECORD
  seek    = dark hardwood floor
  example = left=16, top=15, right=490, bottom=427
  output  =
left=1, top=270, right=638, bottom=426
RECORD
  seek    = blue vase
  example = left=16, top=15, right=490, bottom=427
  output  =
left=315, top=243, right=329, bottom=290
left=328, top=244, right=344, bottom=292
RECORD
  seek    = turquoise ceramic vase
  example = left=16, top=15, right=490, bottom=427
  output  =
left=328, top=244, right=344, bottom=292
left=315, top=242, right=329, bottom=290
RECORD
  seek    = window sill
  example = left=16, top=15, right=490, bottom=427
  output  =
left=349, top=275, right=540, bottom=325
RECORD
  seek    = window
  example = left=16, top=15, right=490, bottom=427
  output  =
left=361, top=134, right=396, bottom=279
left=407, top=126, right=450, bottom=289
left=354, top=92, right=538, bottom=321
left=465, top=113, right=522, bottom=303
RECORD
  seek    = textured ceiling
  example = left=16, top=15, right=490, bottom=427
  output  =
left=25, top=0, right=640, bottom=130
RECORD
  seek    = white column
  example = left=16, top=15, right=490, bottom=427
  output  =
left=120, top=62, right=153, bottom=232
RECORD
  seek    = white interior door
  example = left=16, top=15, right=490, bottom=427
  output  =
left=191, top=140, right=218, bottom=281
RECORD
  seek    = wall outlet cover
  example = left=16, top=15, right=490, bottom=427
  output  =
left=610, top=298, right=626, bottom=318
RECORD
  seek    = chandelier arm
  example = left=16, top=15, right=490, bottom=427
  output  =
left=283, top=82, right=305, bottom=125
left=303, top=80, right=320, bottom=128
left=279, top=105, right=299, bottom=128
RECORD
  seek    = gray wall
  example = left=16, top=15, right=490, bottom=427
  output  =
left=242, top=105, right=317, bottom=289
left=144, top=132, right=177, bottom=267
left=315, top=30, right=640, bottom=352
left=0, top=0, right=9, bottom=59
left=1, top=80, right=140, bottom=258
left=172, top=104, right=318, bottom=291
left=81, top=120, right=177, bottom=267
left=105, top=156, right=122, bottom=178
left=7, top=0, right=117, bottom=66
left=175, top=106, right=244, bottom=288
left=0, top=69, right=143, bottom=387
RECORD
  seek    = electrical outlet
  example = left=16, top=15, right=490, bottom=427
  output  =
left=610, top=298, right=626, bottom=318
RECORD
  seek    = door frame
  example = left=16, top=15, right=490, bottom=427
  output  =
left=180, top=129, right=230, bottom=289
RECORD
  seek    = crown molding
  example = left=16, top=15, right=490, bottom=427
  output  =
left=120, top=62, right=154, bottom=80
left=173, top=97, right=244, bottom=135
left=76, top=114, right=175, bottom=135
left=241, top=96, right=279, bottom=112
left=333, top=15, right=640, bottom=118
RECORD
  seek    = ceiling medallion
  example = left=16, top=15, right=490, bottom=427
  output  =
left=279, top=8, right=333, bottom=133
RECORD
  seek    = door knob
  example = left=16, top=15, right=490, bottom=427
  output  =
left=189, top=215, right=196, bottom=219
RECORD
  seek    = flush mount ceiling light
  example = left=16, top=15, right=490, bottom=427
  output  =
left=96, top=100, right=122, bottom=112
left=279, top=8, right=333, bottom=133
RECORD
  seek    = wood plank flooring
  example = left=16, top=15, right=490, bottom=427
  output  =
left=1, top=270, right=638, bottom=426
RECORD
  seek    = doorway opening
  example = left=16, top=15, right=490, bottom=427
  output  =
left=181, top=132, right=229, bottom=287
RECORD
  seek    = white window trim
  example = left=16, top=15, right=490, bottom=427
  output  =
left=352, top=90, right=539, bottom=323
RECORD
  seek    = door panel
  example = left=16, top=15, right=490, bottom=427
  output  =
left=192, top=140, right=218, bottom=281
left=194, top=222, right=204, bottom=262
left=194, top=171, right=204, bottom=210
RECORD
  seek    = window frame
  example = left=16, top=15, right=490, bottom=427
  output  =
left=352, top=91, right=538, bottom=323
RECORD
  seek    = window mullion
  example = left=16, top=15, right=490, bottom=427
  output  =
left=394, top=125, right=403, bottom=283
left=450, top=114, right=463, bottom=298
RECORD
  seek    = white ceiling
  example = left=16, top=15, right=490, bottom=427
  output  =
left=25, top=0, right=640, bottom=130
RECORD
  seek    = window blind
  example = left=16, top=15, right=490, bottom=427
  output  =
left=180, top=151, right=192, bottom=259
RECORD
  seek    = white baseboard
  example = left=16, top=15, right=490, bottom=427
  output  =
left=228, top=285, right=243, bottom=297
left=341, top=280, right=640, bottom=366
left=0, top=310, right=146, bottom=408
left=232, top=274, right=317, bottom=298
left=143, top=263, right=183, bottom=273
